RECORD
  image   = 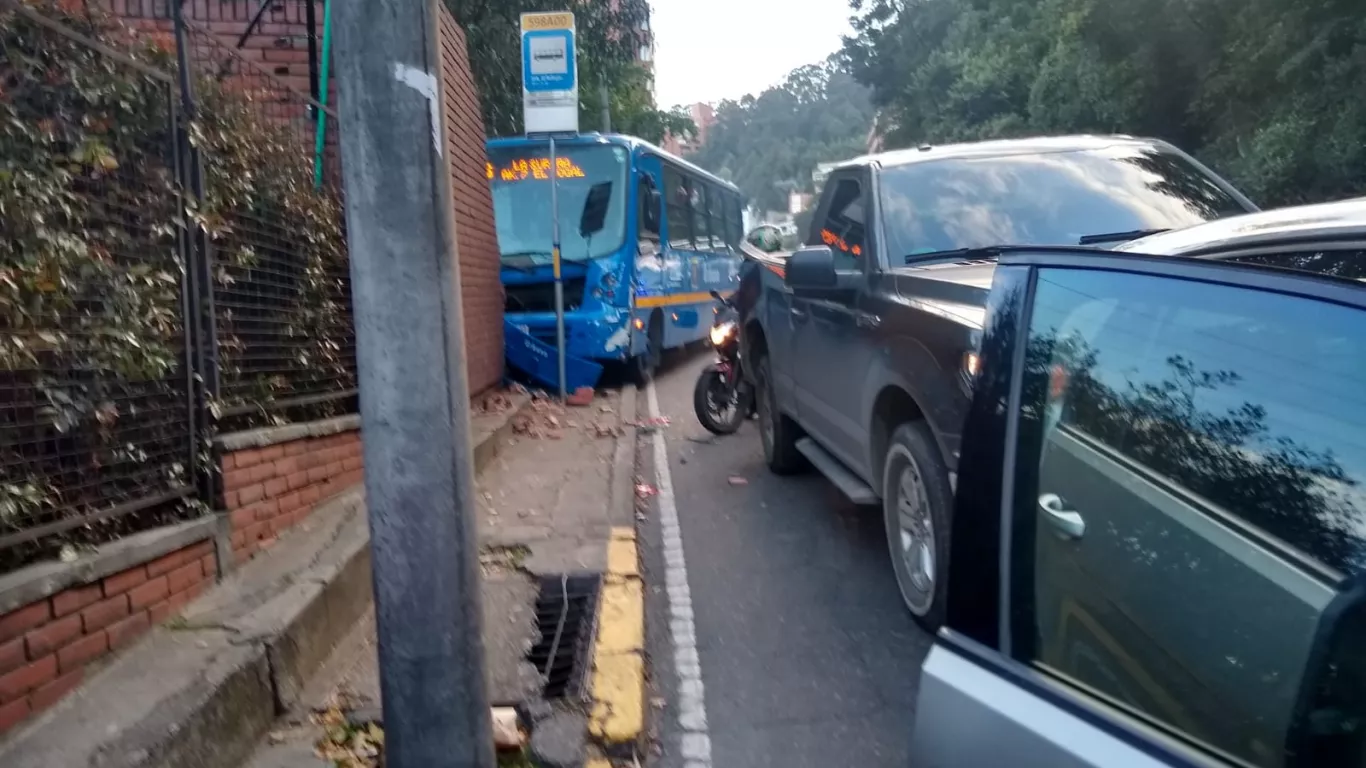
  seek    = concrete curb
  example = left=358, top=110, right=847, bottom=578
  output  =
left=0, top=396, right=534, bottom=767
left=586, top=385, right=646, bottom=755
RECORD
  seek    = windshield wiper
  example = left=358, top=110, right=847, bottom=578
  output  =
left=500, top=250, right=552, bottom=271
left=903, top=247, right=996, bottom=264
left=1077, top=228, right=1170, bottom=245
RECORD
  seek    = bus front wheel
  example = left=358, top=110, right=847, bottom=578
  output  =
left=631, top=314, right=662, bottom=386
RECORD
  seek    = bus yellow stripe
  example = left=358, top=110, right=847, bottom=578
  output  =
left=635, top=290, right=732, bottom=309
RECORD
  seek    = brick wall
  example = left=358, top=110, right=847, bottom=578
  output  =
left=108, top=0, right=332, bottom=102
left=0, top=540, right=216, bottom=734
left=222, top=430, right=363, bottom=564
left=438, top=9, right=504, bottom=396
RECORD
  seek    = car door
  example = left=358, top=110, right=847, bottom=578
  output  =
left=910, top=250, right=1366, bottom=768
left=791, top=172, right=877, bottom=466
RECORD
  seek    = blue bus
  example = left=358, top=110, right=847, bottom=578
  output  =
left=487, top=133, right=746, bottom=386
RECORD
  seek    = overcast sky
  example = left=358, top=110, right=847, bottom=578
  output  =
left=648, top=0, right=854, bottom=109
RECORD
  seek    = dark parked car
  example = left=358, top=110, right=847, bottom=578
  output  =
left=744, top=135, right=1256, bottom=629
left=909, top=200, right=1366, bottom=768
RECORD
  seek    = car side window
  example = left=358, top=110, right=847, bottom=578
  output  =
left=814, top=178, right=866, bottom=272
left=1227, top=249, right=1366, bottom=282
left=1009, top=267, right=1366, bottom=768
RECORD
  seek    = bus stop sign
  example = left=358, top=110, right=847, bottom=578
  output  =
left=520, top=12, right=578, bottom=135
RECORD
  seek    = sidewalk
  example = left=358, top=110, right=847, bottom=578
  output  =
left=244, top=385, right=641, bottom=768
left=0, top=385, right=641, bottom=768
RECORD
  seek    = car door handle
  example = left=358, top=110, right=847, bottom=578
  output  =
left=855, top=311, right=881, bottom=329
left=1039, top=493, right=1085, bottom=540
left=789, top=306, right=808, bottom=320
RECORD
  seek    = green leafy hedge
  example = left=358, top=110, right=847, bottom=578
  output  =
left=0, top=0, right=351, bottom=572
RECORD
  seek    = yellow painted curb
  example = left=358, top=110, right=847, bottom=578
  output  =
left=596, top=579, right=644, bottom=653
left=589, top=652, right=644, bottom=743
left=589, top=526, right=645, bottom=746
left=606, top=532, right=640, bottom=578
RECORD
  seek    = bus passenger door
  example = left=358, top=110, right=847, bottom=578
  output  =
left=634, top=171, right=666, bottom=310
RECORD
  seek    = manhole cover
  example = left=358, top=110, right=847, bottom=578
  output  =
left=526, top=574, right=600, bottom=699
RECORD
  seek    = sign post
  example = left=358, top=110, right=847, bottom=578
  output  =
left=550, top=135, right=565, bottom=400
left=520, top=11, right=578, bottom=400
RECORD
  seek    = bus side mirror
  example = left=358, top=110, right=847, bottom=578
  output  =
left=580, top=181, right=612, bottom=238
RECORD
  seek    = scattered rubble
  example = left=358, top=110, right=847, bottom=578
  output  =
left=631, top=416, right=671, bottom=432
left=313, top=706, right=383, bottom=767
left=475, top=386, right=523, bottom=415
left=493, top=706, right=527, bottom=750
left=566, top=386, right=595, bottom=407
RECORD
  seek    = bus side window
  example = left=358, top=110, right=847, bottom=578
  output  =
left=665, top=168, right=693, bottom=250
left=710, top=185, right=732, bottom=248
left=732, top=195, right=743, bottom=245
left=639, top=174, right=661, bottom=242
left=691, top=181, right=711, bottom=251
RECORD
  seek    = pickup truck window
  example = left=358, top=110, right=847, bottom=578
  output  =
left=878, top=147, right=1250, bottom=261
left=1229, top=248, right=1366, bottom=282
left=1011, top=267, right=1366, bottom=767
left=816, top=178, right=867, bottom=271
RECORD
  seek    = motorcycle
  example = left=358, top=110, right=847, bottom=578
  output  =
left=693, top=290, right=755, bottom=435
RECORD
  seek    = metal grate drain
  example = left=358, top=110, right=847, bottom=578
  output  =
left=527, top=574, right=601, bottom=699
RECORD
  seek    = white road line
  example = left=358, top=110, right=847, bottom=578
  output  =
left=647, top=380, right=713, bottom=768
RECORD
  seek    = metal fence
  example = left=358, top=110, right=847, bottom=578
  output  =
left=0, top=0, right=356, bottom=573
left=178, top=17, right=355, bottom=428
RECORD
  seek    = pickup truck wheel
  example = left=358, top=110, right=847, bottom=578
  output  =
left=755, top=355, right=805, bottom=474
left=882, top=422, right=951, bottom=630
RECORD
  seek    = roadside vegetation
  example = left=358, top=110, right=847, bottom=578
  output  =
left=843, top=0, right=1366, bottom=205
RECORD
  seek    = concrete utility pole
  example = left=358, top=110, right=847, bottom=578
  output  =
left=332, top=0, right=494, bottom=766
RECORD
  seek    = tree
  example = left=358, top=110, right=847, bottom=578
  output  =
left=686, top=54, right=875, bottom=213
left=445, top=0, right=692, bottom=144
left=842, top=0, right=1366, bottom=206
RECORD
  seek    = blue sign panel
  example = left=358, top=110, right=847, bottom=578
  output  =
left=521, top=29, right=576, bottom=93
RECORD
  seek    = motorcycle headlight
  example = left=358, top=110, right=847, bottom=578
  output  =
left=709, top=322, right=736, bottom=346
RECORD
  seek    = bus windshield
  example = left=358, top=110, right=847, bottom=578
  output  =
left=487, top=144, right=629, bottom=267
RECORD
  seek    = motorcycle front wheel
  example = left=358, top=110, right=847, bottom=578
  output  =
left=694, top=365, right=746, bottom=435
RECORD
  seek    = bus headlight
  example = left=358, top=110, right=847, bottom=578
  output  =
left=709, top=322, right=736, bottom=347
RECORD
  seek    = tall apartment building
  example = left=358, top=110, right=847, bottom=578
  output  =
left=661, top=102, right=715, bottom=155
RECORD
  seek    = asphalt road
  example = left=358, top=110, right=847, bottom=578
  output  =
left=638, top=350, right=931, bottom=768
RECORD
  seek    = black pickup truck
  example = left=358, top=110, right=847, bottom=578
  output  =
left=741, top=135, right=1256, bottom=629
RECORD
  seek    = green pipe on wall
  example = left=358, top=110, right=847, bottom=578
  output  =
left=312, top=0, right=332, bottom=188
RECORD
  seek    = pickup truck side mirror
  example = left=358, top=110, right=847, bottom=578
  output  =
left=786, top=246, right=837, bottom=295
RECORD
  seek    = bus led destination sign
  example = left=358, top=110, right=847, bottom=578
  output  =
left=486, top=157, right=586, bottom=181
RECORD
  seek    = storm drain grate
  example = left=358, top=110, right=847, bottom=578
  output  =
left=527, top=574, right=601, bottom=699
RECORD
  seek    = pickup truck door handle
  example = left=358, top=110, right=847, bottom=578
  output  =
left=855, top=311, right=881, bottom=329
left=1039, top=493, right=1085, bottom=540
left=789, top=305, right=808, bottom=320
